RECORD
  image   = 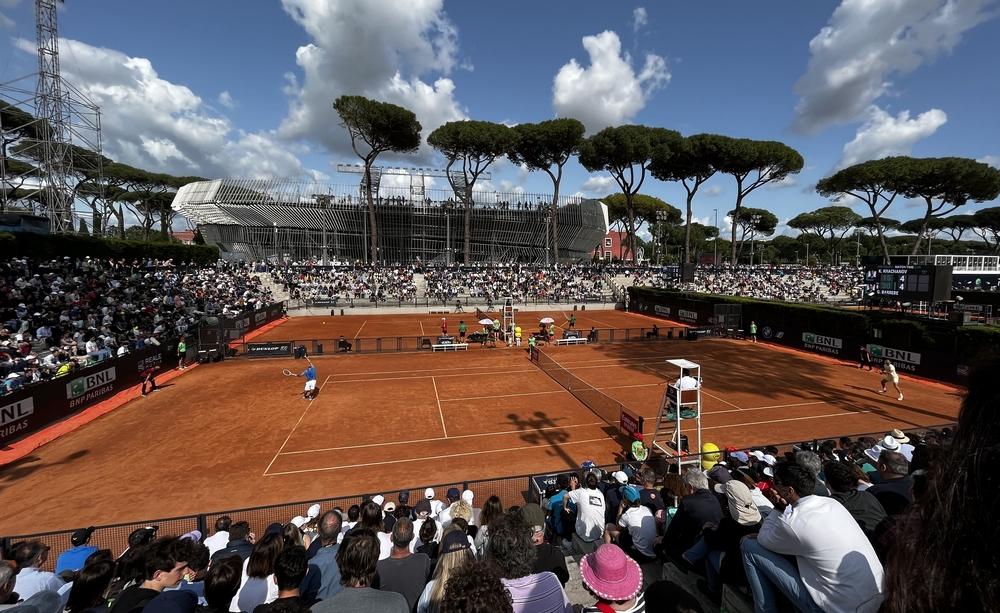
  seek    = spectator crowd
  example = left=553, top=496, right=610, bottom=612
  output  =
left=270, top=265, right=417, bottom=305
left=644, top=266, right=864, bottom=303
left=422, top=265, right=612, bottom=306
left=0, top=258, right=274, bottom=395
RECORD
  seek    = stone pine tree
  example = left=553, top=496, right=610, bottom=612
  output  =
left=788, top=205, right=862, bottom=263
left=579, top=125, right=679, bottom=262
left=507, top=118, right=585, bottom=262
left=971, top=207, right=1000, bottom=252
left=709, top=137, right=803, bottom=265
left=649, top=133, right=721, bottom=264
left=817, top=157, right=912, bottom=263
left=727, top=206, right=778, bottom=261
left=333, top=96, right=422, bottom=264
left=427, top=120, right=514, bottom=264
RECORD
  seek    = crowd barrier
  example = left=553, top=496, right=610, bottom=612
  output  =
left=285, top=294, right=618, bottom=311
left=5, top=423, right=953, bottom=569
left=0, top=345, right=179, bottom=447
left=235, top=325, right=690, bottom=358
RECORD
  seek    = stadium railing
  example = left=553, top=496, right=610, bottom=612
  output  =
left=285, top=294, right=619, bottom=310
left=5, top=424, right=953, bottom=568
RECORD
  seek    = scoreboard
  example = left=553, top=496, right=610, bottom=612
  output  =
left=863, top=264, right=952, bottom=302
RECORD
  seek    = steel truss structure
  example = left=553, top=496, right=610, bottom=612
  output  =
left=0, top=1, right=106, bottom=233
left=173, top=179, right=609, bottom=264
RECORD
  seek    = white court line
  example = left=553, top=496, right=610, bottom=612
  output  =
left=267, top=437, right=612, bottom=476
left=419, top=321, right=425, bottom=335
left=702, top=390, right=743, bottom=411
left=334, top=369, right=537, bottom=384
left=432, top=376, right=447, bottom=437
left=602, top=382, right=662, bottom=390
left=743, top=400, right=827, bottom=411
left=702, top=410, right=874, bottom=431
left=354, top=320, right=368, bottom=339
left=280, top=421, right=606, bottom=455
left=263, top=374, right=333, bottom=476
left=440, top=389, right=566, bottom=402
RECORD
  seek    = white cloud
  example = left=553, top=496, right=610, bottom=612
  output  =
left=702, top=185, right=723, bottom=197
left=217, top=91, right=236, bottom=109
left=837, top=105, right=947, bottom=169
left=633, top=7, right=648, bottom=32
left=580, top=175, right=616, bottom=194
left=793, top=0, right=995, bottom=133
left=13, top=37, right=319, bottom=180
left=278, top=0, right=467, bottom=162
left=978, top=155, right=1000, bottom=168
left=0, top=12, right=14, bottom=29
left=553, top=30, right=669, bottom=133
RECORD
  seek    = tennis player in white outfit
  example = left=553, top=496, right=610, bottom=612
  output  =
left=878, top=359, right=903, bottom=401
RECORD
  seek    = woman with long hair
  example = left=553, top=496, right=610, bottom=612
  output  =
left=356, top=501, right=392, bottom=559
left=202, top=556, right=242, bottom=613
left=233, top=532, right=283, bottom=612
left=65, top=557, right=115, bottom=613
left=417, top=527, right=477, bottom=613
left=473, top=496, right=503, bottom=557
left=881, top=360, right=1000, bottom=611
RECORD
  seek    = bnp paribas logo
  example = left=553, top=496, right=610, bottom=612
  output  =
left=804, top=333, right=816, bottom=344
left=66, top=367, right=117, bottom=399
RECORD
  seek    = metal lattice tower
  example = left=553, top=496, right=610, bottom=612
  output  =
left=35, top=0, right=74, bottom=233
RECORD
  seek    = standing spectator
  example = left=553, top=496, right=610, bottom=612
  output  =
left=858, top=345, right=873, bottom=370
left=55, top=528, right=98, bottom=575
left=416, top=528, right=476, bottom=613
left=749, top=320, right=757, bottom=343
left=64, top=556, right=114, bottom=613
left=485, top=514, right=572, bottom=613
left=110, top=538, right=189, bottom=613
left=563, top=472, right=605, bottom=554
left=741, top=463, right=883, bottom=613
left=309, top=511, right=342, bottom=600
left=867, top=451, right=913, bottom=517
left=204, top=518, right=232, bottom=558
left=544, top=477, right=573, bottom=544
left=252, top=546, right=311, bottom=613
left=201, top=557, right=242, bottom=613
left=438, top=559, right=512, bottom=613
left=660, top=469, right=722, bottom=560
left=374, top=518, right=431, bottom=612
left=210, top=522, right=253, bottom=563
left=579, top=544, right=644, bottom=613
left=11, top=543, right=63, bottom=600
left=310, top=529, right=407, bottom=613
left=518, top=504, right=568, bottom=586
left=177, top=336, right=187, bottom=370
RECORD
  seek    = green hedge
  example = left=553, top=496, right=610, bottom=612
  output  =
left=0, top=232, right=219, bottom=265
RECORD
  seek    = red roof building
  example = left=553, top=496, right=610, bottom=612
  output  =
left=593, top=231, right=636, bottom=262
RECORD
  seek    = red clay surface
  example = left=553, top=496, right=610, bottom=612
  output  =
left=250, top=309, right=679, bottom=345
left=0, top=330, right=961, bottom=535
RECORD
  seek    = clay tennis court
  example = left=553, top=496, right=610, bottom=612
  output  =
left=0, top=327, right=962, bottom=534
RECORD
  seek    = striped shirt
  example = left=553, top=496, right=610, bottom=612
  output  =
left=502, top=572, right=573, bottom=613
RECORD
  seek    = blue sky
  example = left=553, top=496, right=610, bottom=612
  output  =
left=2, top=0, right=998, bottom=234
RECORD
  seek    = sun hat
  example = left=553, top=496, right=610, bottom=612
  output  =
left=520, top=503, right=546, bottom=533
left=580, top=544, right=643, bottom=602
left=881, top=435, right=900, bottom=451
left=724, top=481, right=761, bottom=526
left=891, top=429, right=910, bottom=444
left=461, top=490, right=474, bottom=504
left=611, top=471, right=629, bottom=485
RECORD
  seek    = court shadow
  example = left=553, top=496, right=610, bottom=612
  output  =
left=0, top=449, right=90, bottom=484
left=506, top=411, right=580, bottom=470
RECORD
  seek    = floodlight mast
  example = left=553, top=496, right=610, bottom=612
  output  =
left=35, top=0, right=74, bottom=233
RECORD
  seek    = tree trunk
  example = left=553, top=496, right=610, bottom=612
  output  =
left=683, top=190, right=694, bottom=264
left=730, top=188, right=743, bottom=265
left=872, top=213, right=890, bottom=263
left=464, top=185, right=474, bottom=265
left=364, top=162, right=378, bottom=264
left=910, top=199, right=933, bottom=255
left=625, top=193, right=637, bottom=263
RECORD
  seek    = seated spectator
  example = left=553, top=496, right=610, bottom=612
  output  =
left=374, top=518, right=431, bottom=612
left=203, top=518, right=231, bottom=558
left=309, top=511, right=342, bottom=600
left=603, top=486, right=657, bottom=563
left=412, top=500, right=443, bottom=556
left=740, top=463, right=883, bottom=613
left=684, top=481, right=762, bottom=600
left=252, top=546, right=311, bottom=613
left=472, top=497, right=503, bottom=558
left=310, top=529, right=407, bottom=613
left=235, top=532, right=283, bottom=613
left=173, top=538, right=209, bottom=605
left=564, top=472, right=605, bottom=555
left=414, top=520, right=440, bottom=568
left=485, top=513, right=572, bottom=613
left=517, top=504, right=568, bottom=586
left=659, top=469, right=722, bottom=560
left=110, top=538, right=190, bottom=613
left=417, top=527, right=476, bottom=613
left=65, top=554, right=114, bottom=613
left=794, top=451, right=830, bottom=497
left=55, top=527, right=98, bottom=576
left=142, top=590, right=197, bottom=613
left=824, top=461, right=887, bottom=540
left=210, top=522, right=253, bottom=563
left=867, top=450, right=913, bottom=517
left=1, top=561, right=61, bottom=613
left=336, top=336, right=352, bottom=353
left=354, top=502, right=392, bottom=560
left=201, top=557, right=242, bottom=613
left=439, top=559, right=512, bottom=613
left=543, top=477, right=573, bottom=543
left=642, top=581, right=703, bottom=613
left=437, top=489, right=463, bottom=528
left=12, top=543, right=63, bottom=600
left=579, top=544, right=644, bottom=613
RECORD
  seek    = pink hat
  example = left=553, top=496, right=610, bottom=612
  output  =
left=580, top=544, right=643, bottom=602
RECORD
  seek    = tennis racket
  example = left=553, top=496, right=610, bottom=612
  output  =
left=282, top=369, right=299, bottom=377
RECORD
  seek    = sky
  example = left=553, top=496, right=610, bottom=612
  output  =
left=2, top=0, right=999, bottom=236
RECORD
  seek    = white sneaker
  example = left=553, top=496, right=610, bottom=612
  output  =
left=877, top=389, right=886, bottom=394
left=897, top=394, right=904, bottom=401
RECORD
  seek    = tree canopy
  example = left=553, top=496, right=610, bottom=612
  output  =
left=972, top=207, right=1000, bottom=252
left=728, top=206, right=778, bottom=260
left=788, top=205, right=862, bottom=258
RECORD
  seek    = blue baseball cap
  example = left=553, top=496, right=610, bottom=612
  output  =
left=621, top=485, right=641, bottom=503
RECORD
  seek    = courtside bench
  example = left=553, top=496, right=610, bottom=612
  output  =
left=555, top=337, right=588, bottom=346
left=432, top=343, right=469, bottom=351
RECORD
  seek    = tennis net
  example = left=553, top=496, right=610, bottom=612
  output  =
left=532, top=347, right=628, bottom=428
left=476, top=306, right=491, bottom=323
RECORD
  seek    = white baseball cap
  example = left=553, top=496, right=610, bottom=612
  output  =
left=611, top=471, right=629, bottom=485
left=461, top=490, right=474, bottom=504
left=290, top=516, right=307, bottom=528
left=306, top=504, right=321, bottom=519
left=424, top=488, right=435, bottom=499
left=762, top=454, right=777, bottom=466
left=371, top=495, right=385, bottom=506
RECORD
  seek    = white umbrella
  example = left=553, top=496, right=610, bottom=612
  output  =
left=539, top=317, right=555, bottom=324
left=478, top=318, right=494, bottom=325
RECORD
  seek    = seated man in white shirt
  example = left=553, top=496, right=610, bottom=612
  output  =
left=675, top=369, right=700, bottom=390
left=741, top=463, right=884, bottom=613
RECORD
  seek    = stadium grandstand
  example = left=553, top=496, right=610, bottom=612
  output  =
left=172, top=177, right=610, bottom=265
